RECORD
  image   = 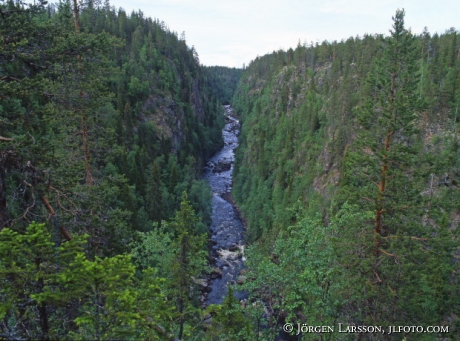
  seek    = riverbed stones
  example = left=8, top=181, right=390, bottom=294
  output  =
left=210, top=267, right=222, bottom=279
left=204, top=106, right=247, bottom=305
left=192, top=277, right=208, bottom=289
left=213, top=160, right=231, bottom=173
left=229, top=243, right=239, bottom=251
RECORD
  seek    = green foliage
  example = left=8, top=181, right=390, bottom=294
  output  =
left=333, top=11, right=458, bottom=329
left=170, top=192, right=208, bottom=339
left=0, top=222, right=87, bottom=339
left=131, top=222, right=174, bottom=276
left=1, top=2, right=228, bottom=338
left=130, top=192, right=209, bottom=339
left=233, top=8, right=460, bottom=339
left=134, top=267, right=176, bottom=340
left=3, top=1, right=460, bottom=338
left=204, top=66, right=243, bottom=104
left=205, top=286, right=253, bottom=340
left=1, top=0, right=224, bottom=248
left=240, top=206, right=337, bottom=340
left=0, top=222, right=174, bottom=340
left=64, top=253, right=139, bottom=340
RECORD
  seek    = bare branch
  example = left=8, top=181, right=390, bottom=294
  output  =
left=0, top=136, right=13, bottom=142
left=379, top=249, right=397, bottom=257
left=382, top=236, right=429, bottom=241
left=39, top=194, right=72, bottom=241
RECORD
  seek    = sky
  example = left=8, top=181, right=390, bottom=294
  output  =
left=108, top=0, right=460, bottom=68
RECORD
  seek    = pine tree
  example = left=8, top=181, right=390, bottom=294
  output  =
left=0, top=0, right=57, bottom=230
left=336, top=9, right=456, bottom=331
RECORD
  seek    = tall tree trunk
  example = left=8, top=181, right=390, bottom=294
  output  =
left=72, top=0, right=79, bottom=31
left=374, top=129, right=391, bottom=254
left=0, top=173, right=10, bottom=229
left=374, top=71, right=396, bottom=256
left=178, top=298, right=184, bottom=340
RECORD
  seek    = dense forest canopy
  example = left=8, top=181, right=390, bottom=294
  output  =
left=203, top=66, right=242, bottom=105
left=232, top=9, right=459, bottom=340
left=0, top=0, right=234, bottom=339
left=1, top=1, right=459, bottom=340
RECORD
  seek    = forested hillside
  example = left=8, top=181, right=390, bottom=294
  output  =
left=0, top=0, right=235, bottom=339
left=204, top=66, right=243, bottom=105
left=1, top=2, right=459, bottom=340
left=232, top=10, right=460, bottom=340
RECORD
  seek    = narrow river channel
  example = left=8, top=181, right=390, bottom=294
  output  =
left=203, top=105, right=247, bottom=305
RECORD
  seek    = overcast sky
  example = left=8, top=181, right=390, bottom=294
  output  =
left=108, top=0, right=459, bottom=68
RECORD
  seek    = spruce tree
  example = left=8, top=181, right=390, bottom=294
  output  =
left=170, top=192, right=206, bottom=339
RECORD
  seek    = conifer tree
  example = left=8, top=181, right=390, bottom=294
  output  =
left=336, top=9, right=456, bottom=331
left=206, top=286, right=253, bottom=340
left=0, top=222, right=86, bottom=339
left=170, top=192, right=207, bottom=339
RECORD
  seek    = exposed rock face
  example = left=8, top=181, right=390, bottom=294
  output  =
left=138, top=69, right=212, bottom=157
left=191, top=79, right=206, bottom=121
left=141, top=94, right=184, bottom=151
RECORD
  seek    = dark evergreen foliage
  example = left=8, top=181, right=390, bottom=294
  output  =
left=233, top=10, right=459, bottom=340
left=1, top=2, right=459, bottom=339
left=204, top=66, right=242, bottom=105
left=0, top=0, right=225, bottom=246
left=0, top=0, right=228, bottom=338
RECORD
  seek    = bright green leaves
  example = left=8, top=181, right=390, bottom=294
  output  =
left=64, top=250, right=174, bottom=341
left=131, top=222, right=174, bottom=272
left=0, top=223, right=174, bottom=340
left=131, top=192, right=208, bottom=340
left=65, top=253, right=140, bottom=340
left=0, top=222, right=86, bottom=339
left=134, top=268, right=175, bottom=340
left=205, top=286, right=253, bottom=340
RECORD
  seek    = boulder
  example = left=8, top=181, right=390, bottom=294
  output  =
left=210, top=267, right=222, bottom=279
left=192, top=277, right=208, bottom=289
left=213, top=160, right=231, bottom=173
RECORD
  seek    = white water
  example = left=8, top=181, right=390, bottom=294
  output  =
left=203, top=105, right=247, bottom=305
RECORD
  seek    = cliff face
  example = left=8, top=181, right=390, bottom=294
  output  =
left=141, top=94, right=181, bottom=146
left=190, top=78, right=206, bottom=122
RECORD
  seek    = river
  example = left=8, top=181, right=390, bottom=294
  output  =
left=203, top=105, right=247, bottom=305
left=202, top=106, right=297, bottom=341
